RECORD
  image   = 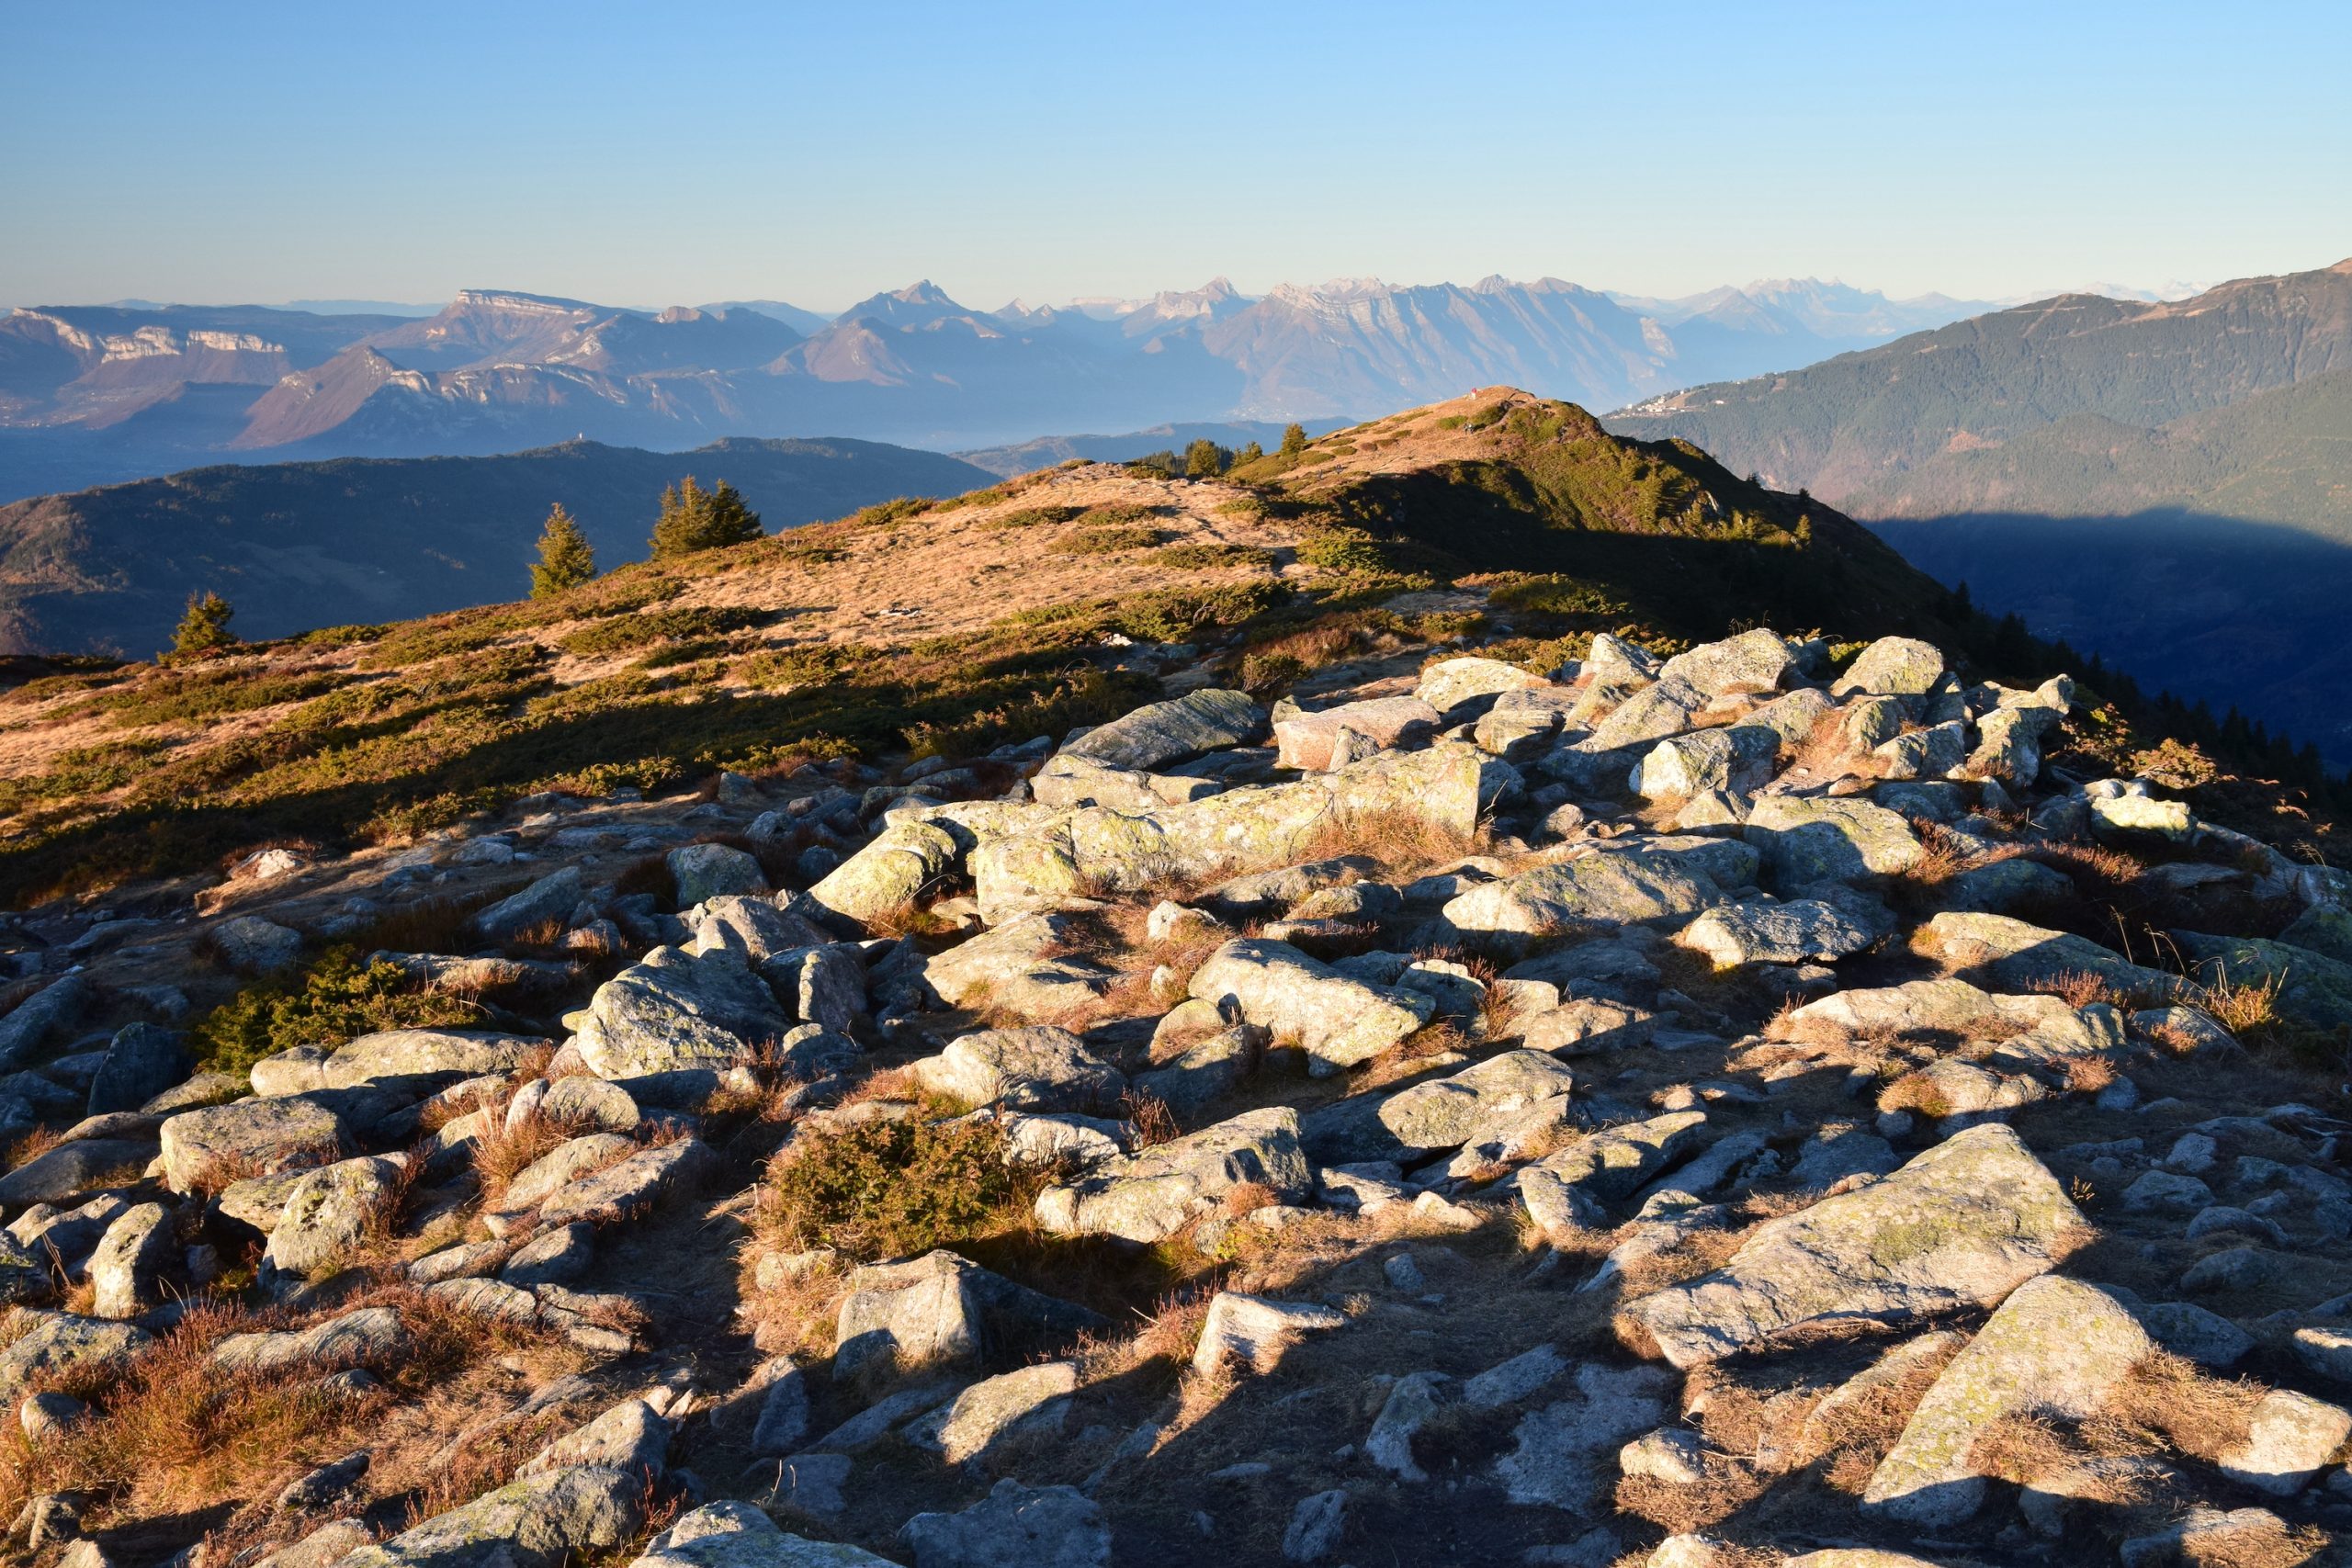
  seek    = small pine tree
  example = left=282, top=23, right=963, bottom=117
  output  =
left=1236, top=441, right=1263, bottom=464
left=1183, top=438, right=1229, bottom=479
left=173, top=590, right=236, bottom=655
left=1279, top=423, right=1307, bottom=458
left=528, top=502, right=597, bottom=598
left=649, top=476, right=763, bottom=558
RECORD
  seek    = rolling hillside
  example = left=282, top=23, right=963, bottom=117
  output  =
left=0, top=437, right=994, bottom=658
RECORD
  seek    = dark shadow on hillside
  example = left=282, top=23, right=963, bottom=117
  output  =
left=1867, top=509, right=2352, bottom=769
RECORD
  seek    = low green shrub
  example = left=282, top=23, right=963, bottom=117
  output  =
left=189, top=948, right=488, bottom=1076
left=764, top=1116, right=1017, bottom=1260
left=1052, top=525, right=1175, bottom=556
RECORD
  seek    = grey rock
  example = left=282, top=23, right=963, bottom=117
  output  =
left=669, top=843, right=769, bottom=905
left=472, top=866, right=587, bottom=942
left=0, top=975, right=89, bottom=1069
left=1060, top=688, right=1266, bottom=771
left=87, top=1201, right=175, bottom=1318
left=1035, top=1107, right=1311, bottom=1243
left=209, top=915, right=304, bottom=974
left=86, top=1023, right=190, bottom=1116
left=1626, top=1124, right=2084, bottom=1368
left=1188, top=939, right=1430, bottom=1077
left=911, top=1026, right=1123, bottom=1112
left=900, top=1479, right=1110, bottom=1568
left=1281, top=1488, right=1349, bottom=1562
left=832, top=1248, right=1102, bottom=1380
left=573, top=946, right=789, bottom=1080
left=334, top=1462, right=641, bottom=1568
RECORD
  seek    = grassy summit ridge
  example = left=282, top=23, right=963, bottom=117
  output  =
left=0, top=388, right=2321, bottom=908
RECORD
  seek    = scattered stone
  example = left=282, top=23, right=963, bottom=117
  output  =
left=1035, top=1107, right=1312, bottom=1242
left=1192, top=1292, right=1348, bottom=1375
left=911, top=1027, right=1124, bottom=1112
left=1626, top=1124, right=2083, bottom=1368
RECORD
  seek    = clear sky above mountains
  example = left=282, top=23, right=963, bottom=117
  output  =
left=4, top=0, right=2346, bottom=311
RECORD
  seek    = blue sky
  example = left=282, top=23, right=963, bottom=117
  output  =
left=4, top=0, right=2346, bottom=311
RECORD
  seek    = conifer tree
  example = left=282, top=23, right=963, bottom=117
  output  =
left=172, top=590, right=237, bottom=655
left=649, top=476, right=763, bottom=558
left=1183, top=438, right=1229, bottom=478
left=528, top=502, right=597, bottom=598
left=1279, top=423, right=1307, bottom=458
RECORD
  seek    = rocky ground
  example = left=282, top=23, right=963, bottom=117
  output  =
left=5, top=613, right=2352, bottom=1568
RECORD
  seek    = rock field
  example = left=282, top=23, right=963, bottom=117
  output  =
left=5, top=616, right=2352, bottom=1568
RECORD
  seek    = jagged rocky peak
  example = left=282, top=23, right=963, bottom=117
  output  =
left=5, top=581, right=2351, bottom=1567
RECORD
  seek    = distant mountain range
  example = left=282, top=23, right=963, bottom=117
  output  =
left=0, top=275, right=1993, bottom=501
left=0, top=437, right=992, bottom=658
left=1609, top=259, right=2352, bottom=764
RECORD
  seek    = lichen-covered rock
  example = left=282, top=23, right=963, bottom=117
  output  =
left=1188, top=939, right=1431, bottom=1077
left=1745, top=795, right=1924, bottom=884
left=909, top=1359, right=1078, bottom=1463
left=911, top=1026, right=1124, bottom=1111
left=668, top=842, right=768, bottom=906
left=211, top=915, right=304, bottom=975
left=1131, top=1025, right=1260, bottom=1114
left=1517, top=1111, right=1707, bottom=1235
left=1833, top=637, right=1947, bottom=698
left=978, top=745, right=1482, bottom=918
left=0, top=1313, right=151, bottom=1403
left=0, top=973, right=89, bottom=1070
left=322, top=1030, right=544, bottom=1090
left=334, top=1463, right=641, bottom=1568
left=470, top=866, right=585, bottom=943
left=919, top=914, right=1111, bottom=1021
left=1493, top=1361, right=1676, bottom=1509
left=1583, top=678, right=1705, bottom=751
left=832, top=1249, right=1102, bottom=1379
left=1274, top=696, right=1441, bottom=771
left=160, top=1094, right=350, bottom=1194
left=2169, top=932, right=2352, bottom=1030
left=1630, top=727, right=1779, bottom=802
left=1625, top=1124, right=2084, bottom=1368
left=2215, top=1388, right=2352, bottom=1496
left=1442, top=852, right=1722, bottom=954
left=534, top=1137, right=707, bottom=1228
left=1192, top=1291, right=1348, bottom=1374
left=0, top=1136, right=157, bottom=1206
left=1920, top=912, right=2187, bottom=1001
left=521, top=1395, right=671, bottom=1477
left=799, top=818, right=960, bottom=931
left=264, top=1156, right=403, bottom=1284
left=1307, top=1050, right=1577, bottom=1162
left=1475, top=687, right=1582, bottom=759
left=628, top=1500, right=896, bottom=1568
left=2089, top=790, right=2194, bottom=843
left=1416, top=657, right=1548, bottom=719
left=689, top=896, right=831, bottom=962
left=1060, top=687, right=1266, bottom=771
left=209, top=1305, right=412, bottom=1375
left=572, top=946, right=789, bottom=1080
left=1862, top=1275, right=2151, bottom=1525
left=87, top=1202, right=175, bottom=1318
left=1657, top=629, right=1794, bottom=700
left=1675, top=898, right=1873, bottom=967
left=900, top=1479, right=1111, bottom=1568
left=1520, top=999, right=1657, bottom=1056
left=86, top=1022, right=190, bottom=1116
left=1035, top=1107, right=1311, bottom=1242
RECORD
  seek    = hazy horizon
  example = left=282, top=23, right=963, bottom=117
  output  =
left=5, top=0, right=2345, bottom=311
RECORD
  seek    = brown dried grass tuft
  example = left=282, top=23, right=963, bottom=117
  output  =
left=2102, top=1350, right=2268, bottom=1463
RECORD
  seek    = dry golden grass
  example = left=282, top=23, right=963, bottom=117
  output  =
left=1874, top=1070, right=1953, bottom=1120
left=2027, top=967, right=2136, bottom=1010
left=1, top=1283, right=572, bottom=1529
left=1614, top=1467, right=1768, bottom=1534
left=1804, top=1336, right=1966, bottom=1491
left=2100, top=1351, right=2267, bottom=1463
left=469, top=1103, right=575, bottom=1205
left=1295, top=800, right=1473, bottom=877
